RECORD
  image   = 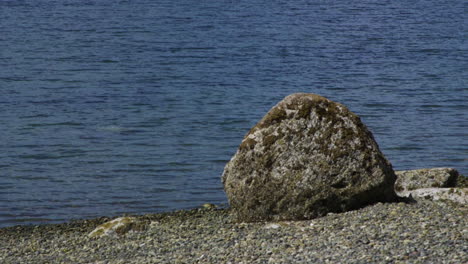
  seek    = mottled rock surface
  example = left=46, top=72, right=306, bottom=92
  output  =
left=395, top=168, right=459, bottom=192
left=88, top=217, right=147, bottom=238
left=397, top=188, right=467, bottom=205
left=222, top=93, right=398, bottom=222
left=455, top=175, right=468, bottom=188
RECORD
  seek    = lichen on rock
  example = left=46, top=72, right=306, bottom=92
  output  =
left=222, top=93, right=398, bottom=222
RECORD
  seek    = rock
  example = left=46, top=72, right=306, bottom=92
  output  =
left=455, top=175, right=468, bottom=188
left=88, top=217, right=146, bottom=238
left=397, top=188, right=467, bottom=205
left=222, top=93, right=398, bottom=222
left=201, top=203, right=217, bottom=209
left=264, top=223, right=281, bottom=229
left=395, top=168, right=459, bottom=192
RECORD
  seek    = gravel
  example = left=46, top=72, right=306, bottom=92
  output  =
left=0, top=198, right=466, bottom=264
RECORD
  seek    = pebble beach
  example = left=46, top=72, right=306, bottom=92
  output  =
left=1, top=197, right=466, bottom=264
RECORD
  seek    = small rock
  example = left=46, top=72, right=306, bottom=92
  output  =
left=454, top=174, right=468, bottom=188
left=202, top=203, right=217, bottom=209
left=264, top=223, right=281, bottom=229
left=395, top=168, right=459, bottom=192
left=88, top=217, right=146, bottom=238
left=397, top=188, right=467, bottom=205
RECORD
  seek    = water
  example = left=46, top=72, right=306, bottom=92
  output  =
left=1, top=0, right=466, bottom=227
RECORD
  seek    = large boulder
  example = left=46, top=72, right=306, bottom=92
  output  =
left=222, top=93, right=398, bottom=222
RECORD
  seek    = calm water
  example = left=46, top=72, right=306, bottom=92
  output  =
left=1, top=0, right=466, bottom=227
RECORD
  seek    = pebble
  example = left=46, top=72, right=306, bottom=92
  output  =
left=0, top=199, right=466, bottom=263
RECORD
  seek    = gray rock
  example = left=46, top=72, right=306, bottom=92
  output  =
left=88, top=217, right=147, bottom=238
left=395, top=168, right=459, bottom=192
left=397, top=188, right=467, bottom=205
left=455, top=175, right=468, bottom=188
left=222, top=93, right=398, bottom=222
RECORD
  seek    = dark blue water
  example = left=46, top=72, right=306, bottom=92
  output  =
left=1, top=0, right=466, bottom=227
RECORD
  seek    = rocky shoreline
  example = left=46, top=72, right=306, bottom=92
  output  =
left=1, top=195, right=466, bottom=264
left=3, top=94, right=466, bottom=263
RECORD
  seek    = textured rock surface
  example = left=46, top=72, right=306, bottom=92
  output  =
left=455, top=175, right=468, bottom=188
left=222, top=93, right=398, bottom=222
left=88, top=217, right=147, bottom=238
left=395, top=168, right=459, bottom=192
left=397, top=188, right=467, bottom=205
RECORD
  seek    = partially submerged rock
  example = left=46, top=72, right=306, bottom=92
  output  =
left=88, top=217, right=147, bottom=238
left=395, top=168, right=459, bottom=192
left=222, top=93, right=398, bottom=222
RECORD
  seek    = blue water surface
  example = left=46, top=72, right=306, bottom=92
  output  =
left=0, top=0, right=466, bottom=227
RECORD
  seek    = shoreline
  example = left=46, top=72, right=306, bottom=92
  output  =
left=1, top=198, right=466, bottom=263
left=2, top=173, right=466, bottom=230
